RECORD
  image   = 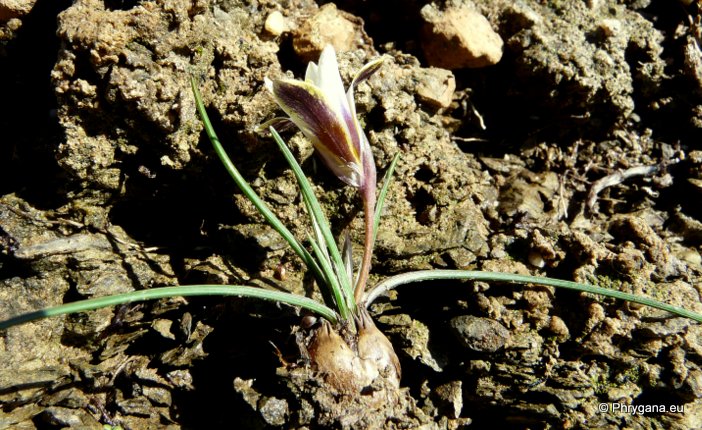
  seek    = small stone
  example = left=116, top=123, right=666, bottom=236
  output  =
left=259, top=397, right=288, bottom=427
left=599, top=18, right=622, bottom=38
left=450, top=315, right=510, bottom=353
left=414, top=67, right=456, bottom=109
left=36, top=407, right=97, bottom=428
left=116, top=393, right=151, bottom=417
left=264, top=11, right=288, bottom=36
left=420, top=3, right=503, bottom=69
left=142, top=386, right=172, bottom=407
left=151, top=318, right=175, bottom=340
left=547, top=316, right=570, bottom=341
left=292, top=3, right=370, bottom=62
left=165, top=369, right=193, bottom=390
left=233, top=377, right=260, bottom=409
left=528, top=250, right=546, bottom=268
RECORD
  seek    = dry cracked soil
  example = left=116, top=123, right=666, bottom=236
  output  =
left=3, top=0, right=702, bottom=429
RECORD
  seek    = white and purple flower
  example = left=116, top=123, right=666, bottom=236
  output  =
left=264, top=45, right=385, bottom=302
left=264, top=45, right=383, bottom=198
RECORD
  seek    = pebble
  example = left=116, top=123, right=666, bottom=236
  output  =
left=264, top=11, right=288, bottom=36
left=152, top=319, right=175, bottom=340
left=259, top=397, right=289, bottom=427
left=292, top=3, right=369, bottom=62
left=450, top=315, right=510, bottom=353
left=420, top=3, right=503, bottom=69
left=414, top=67, right=456, bottom=109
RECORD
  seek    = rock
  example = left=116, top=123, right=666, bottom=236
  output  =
left=420, top=3, right=503, bottom=69
left=292, top=3, right=371, bottom=62
left=264, top=11, right=289, bottom=37
left=151, top=318, right=176, bottom=340
left=142, top=386, right=172, bottom=407
left=414, top=67, right=456, bottom=109
left=450, top=315, right=510, bottom=353
left=259, top=397, right=289, bottom=427
left=36, top=406, right=100, bottom=428
left=546, top=316, right=570, bottom=342
left=116, top=392, right=152, bottom=417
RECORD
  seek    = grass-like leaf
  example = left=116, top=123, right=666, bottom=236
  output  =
left=364, top=270, right=702, bottom=323
left=372, top=153, right=400, bottom=247
left=270, top=127, right=355, bottom=317
left=0, top=285, right=338, bottom=330
left=191, top=78, right=331, bottom=304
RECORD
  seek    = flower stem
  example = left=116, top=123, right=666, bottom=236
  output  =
left=354, top=186, right=376, bottom=304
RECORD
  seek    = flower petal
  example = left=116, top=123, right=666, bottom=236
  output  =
left=314, top=45, right=349, bottom=113
left=265, top=77, right=363, bottom=186
left=315, top=142, right=363, bottom=187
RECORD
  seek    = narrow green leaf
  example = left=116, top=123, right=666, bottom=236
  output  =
left=372, top=153, right=400, bottom=246
left=306, top=233, right=349, bottom=320
left=363, top=270, right=702, bottom=323
left=0, top=285, right=338, bottom=330
left=269, top=128, right=355, bottom=313
left=190, top=78, right=327, bottom=293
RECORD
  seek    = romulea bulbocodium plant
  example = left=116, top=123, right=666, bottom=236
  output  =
left=3, top=45, right=702, bottom=396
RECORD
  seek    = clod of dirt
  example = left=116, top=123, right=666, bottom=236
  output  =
left=0, top=193, right=180, bottom=425
left=433, top=380, right=463, bottom=419
left=379, top=313, right=446, bottom=372
left=414, top=66, right=456, bottom=109
left=275, top=365, right=434, bottom=429
left=608, top=214, right=684, bottom=280
left=420, top=2, right=503, bottom=69
left=475, top=0, right=666, bottom=126
left=292, top=3, right=373, bottom=62
left=0, top=0, right=36, bottom=48
left=51, top=0, right=282, bottom=188
left=497, top=168, right=560, bottom=220
left=450, top=315, right=510, bottom=353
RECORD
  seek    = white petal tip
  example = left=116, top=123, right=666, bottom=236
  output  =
left=264, top=77, right=274, bottom=92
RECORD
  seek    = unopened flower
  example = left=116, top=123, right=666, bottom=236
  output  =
left=264, top=45, right=383, bottom=195
left=264, top=45, right=385, bottom=303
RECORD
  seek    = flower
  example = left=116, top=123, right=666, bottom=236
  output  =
left=263, top=45, right=383, bottom=195
left=264, top=45, right=386, bottom=303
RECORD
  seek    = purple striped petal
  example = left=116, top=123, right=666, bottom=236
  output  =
left=265, top=77, right=363, bottom=187
left=263, top=45, right=383, bottom=191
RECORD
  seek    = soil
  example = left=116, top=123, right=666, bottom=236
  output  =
left=2, top=0, right=702, bottom=428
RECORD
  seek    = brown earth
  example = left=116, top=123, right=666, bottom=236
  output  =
left=2, top=0, right=702, bottom=428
